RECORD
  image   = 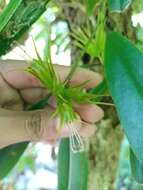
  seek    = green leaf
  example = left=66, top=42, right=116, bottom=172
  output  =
left=90, top=79, right=108, bottom=102
left=108, top=0, right=132, bottom=12
left=68, top=148, right=88, bottom=190
left=92, top=1, right=106, bottom=60
left=0, top=143, right=28, bottom=179
left=86, top=0, right=99, bottom=16
left=0, top=0, right=22, bottom=32
left=130, top=148, right=143, bottom=184
left=58, top=139, right=70, bottom=190
left=58, top=139, right=88, bottom=190
left=105, top=31, right=143, bottom=161
left=90, top=79, right=107, bottom=95
left=73, top=1, right=106, bottom=60
left=0, top=0, right=50, bottom=56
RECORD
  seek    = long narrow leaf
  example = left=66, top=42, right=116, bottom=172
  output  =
left=68, top=149, right=88, bottom=190
left=58, top=139, right=70, bottom=190
left=0, top=0, right=22, bottom=32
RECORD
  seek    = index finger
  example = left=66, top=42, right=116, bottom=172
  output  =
left=0, top=60, right=102, bottom=89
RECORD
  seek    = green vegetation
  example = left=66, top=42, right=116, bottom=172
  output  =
left=1, top=0, right=143, bottom=189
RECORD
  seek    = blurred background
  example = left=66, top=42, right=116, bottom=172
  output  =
left=1, top=0, right=143, bottom=189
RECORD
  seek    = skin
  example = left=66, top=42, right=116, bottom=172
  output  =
left=0, top=59, right=104, bottom=148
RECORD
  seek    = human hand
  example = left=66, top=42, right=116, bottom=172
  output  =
left=0, top=59, right=104, bottom=148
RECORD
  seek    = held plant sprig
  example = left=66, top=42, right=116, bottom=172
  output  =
left=27, top=41, right=95, bottom=153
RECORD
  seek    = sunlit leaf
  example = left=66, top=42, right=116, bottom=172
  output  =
left=72, top=1, right=106, bottom=61
left=86, top=0, right=99, bottom=16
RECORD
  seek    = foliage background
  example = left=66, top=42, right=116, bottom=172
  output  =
left=1, top=0, right=143, bottom=190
